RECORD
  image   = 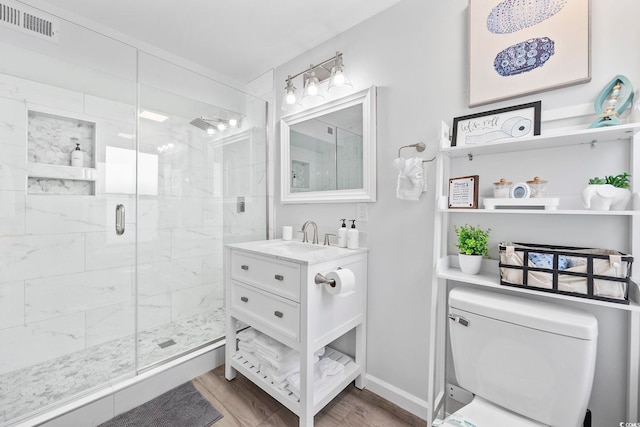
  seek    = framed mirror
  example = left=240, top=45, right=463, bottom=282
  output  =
left=280, top=86, right=376, bottom=203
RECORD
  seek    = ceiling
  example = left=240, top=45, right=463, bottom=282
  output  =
left=27, top=0, right=403, bottom=83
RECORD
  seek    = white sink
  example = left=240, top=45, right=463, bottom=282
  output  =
left=227, top=239, right=366, bottom=264
left=256, top=240, right=327, bottom=253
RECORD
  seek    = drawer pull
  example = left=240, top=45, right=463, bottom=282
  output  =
left=274, top=310, right=283, bottom=318
left=274, top=274, right=284, bottom=281
left=241, top=265, right=249, bottom=270
left=240, top=296, right=249, bottom=303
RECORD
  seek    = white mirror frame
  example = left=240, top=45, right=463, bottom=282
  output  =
left=280, top=86, right=376, bottom=204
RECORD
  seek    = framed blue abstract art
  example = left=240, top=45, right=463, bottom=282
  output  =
left=468, top=0, right=590, bottom=107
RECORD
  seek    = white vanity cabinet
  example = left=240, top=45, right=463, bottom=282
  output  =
left=224, top=240, right=368, bottom=427
left=426, top=124, right=640, bottom=426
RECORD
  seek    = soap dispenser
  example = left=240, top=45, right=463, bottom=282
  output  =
left=70, top=141, right=84, bottom=167
left=347, top=219, right=359, bottom=250
left=337, top=219, right=348, bottom=248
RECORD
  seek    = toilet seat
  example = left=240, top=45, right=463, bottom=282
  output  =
left=442, top=396, right=548, bottom=427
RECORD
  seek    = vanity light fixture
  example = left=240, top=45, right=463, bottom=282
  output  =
left=282, top=51, right=352, bottom=111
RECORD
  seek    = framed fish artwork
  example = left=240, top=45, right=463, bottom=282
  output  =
left=468, top=0, right=590, bottom=107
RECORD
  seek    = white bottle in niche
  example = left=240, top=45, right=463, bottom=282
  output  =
left=347, top=219, right=359, bottom=249
left=337, top=219, right=348, bottom=248
left=71, top=142, right=84, bottom=167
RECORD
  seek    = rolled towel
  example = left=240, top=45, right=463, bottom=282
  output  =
left=254, top=334, right=294, bottom=361
left=237, top=327, right=260, bottom=342
left=286, top=357, right=345, bottom=397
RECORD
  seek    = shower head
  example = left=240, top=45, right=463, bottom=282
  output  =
left=189, top=116, right=242, bottom=133
left=189, top=117, right=212, bottom=131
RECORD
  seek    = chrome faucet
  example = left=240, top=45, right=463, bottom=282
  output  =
left=301, top=221, right=319, bottom=244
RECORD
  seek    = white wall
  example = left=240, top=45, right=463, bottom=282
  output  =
left=275, top=0, right=640, bottom=421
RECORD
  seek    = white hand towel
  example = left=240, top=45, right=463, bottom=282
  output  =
left=237, top=327, right=260, bottom=342
left=286, top=357, right=345, bottom=397
left=254, top=334, right=294, bottom=361
left=393, top=157, right=424, bottom=201
left=237, top=340, right=256, bottom=353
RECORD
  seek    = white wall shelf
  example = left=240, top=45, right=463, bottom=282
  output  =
left=427, top=124, right=640, bottom=426
left=441, top=123, right=640, bottom=158
left=437, top=255, right=640, bottom=313
left=27, top=163, right=97, bottom=181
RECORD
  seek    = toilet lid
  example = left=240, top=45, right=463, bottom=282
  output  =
left=443, top=397, right=548, bottom=427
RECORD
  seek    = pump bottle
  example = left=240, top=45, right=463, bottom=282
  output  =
left=71, top=142, right=84, bottom=167
left=337, top=219, right=348, bottom=248
left=347, top=219, right=359, bottom=249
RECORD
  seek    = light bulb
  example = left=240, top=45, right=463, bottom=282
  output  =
left=303, top=70, right=323, bottom=102
left=217, top=123, right=226, bottom=131
left=328, top=61, right=352, bottom=95
left=286, top=91, right=297, bottom=104
left=229, top=118, right=238, bottom=127
left=207, top=127, right=215, bottom=135
left=307, top=81, right=318, bottom=96
left=332, top=70, right=345, bottom=85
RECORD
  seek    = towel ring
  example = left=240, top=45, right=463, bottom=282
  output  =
left=398, top=142, right=436, bottom=163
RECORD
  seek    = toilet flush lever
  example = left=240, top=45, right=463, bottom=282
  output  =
left=449, top=314, right=470, bottom=327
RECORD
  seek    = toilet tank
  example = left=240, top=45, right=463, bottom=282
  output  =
left=448, top=288, right=598, bottom=427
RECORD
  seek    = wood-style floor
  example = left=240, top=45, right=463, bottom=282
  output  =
left=193, top=365, right=426, bottom=427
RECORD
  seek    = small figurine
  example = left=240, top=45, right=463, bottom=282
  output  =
left=589, top=75, right=634, bottom=128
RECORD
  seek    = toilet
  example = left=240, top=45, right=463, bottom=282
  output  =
left=444, top=287, right=598, bottom=427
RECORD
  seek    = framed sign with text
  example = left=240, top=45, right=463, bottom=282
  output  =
left=449, top=175, right=479, bottom=209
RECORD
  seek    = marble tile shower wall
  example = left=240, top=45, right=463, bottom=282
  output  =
left=0, top=72, right=235, bottom=375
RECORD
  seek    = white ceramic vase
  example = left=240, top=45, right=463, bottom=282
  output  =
left=581, top=184, right=631, bottom=210
left=459, top=253, right=483, bottom=275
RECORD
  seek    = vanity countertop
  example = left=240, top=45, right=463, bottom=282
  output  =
left=226, top=239, right=368, bottom=264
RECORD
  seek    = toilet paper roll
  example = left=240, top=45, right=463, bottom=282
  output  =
left=323, top=269, right=355, bottom=296
left=465, top=117, right=532, bottom=145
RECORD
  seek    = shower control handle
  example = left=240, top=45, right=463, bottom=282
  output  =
left=115, top=204, right=125, bottom=235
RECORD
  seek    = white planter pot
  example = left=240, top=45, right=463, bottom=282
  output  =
left=581, top=184, right=631, bottom=210
left=459, top=254, right=483, bottom=275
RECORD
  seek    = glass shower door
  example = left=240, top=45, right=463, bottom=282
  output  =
left=135, top=54, right=268, bottom=369
left=0, top=31, right=139, bottom=424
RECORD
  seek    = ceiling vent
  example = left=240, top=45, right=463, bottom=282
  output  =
left=0, top=0, right=59, bottom=43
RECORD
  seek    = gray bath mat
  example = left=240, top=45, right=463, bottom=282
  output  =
left=99, top=381, right=222, bottom=427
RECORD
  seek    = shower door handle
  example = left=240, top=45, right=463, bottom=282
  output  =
left=115, top=204, right=125, bottom=235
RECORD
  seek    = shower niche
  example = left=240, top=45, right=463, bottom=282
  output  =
left=27, top=108, right=97, bottom=195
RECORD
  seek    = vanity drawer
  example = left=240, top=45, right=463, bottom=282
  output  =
left=230, top=281, right=300, bottom=341
left=230, top=251, right=300, bottom=301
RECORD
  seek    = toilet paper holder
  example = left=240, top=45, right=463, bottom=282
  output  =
left=314, top=273, right=336, bottom=288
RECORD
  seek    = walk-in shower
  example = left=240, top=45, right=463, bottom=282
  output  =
left=0, top=12, right=267, bottom=426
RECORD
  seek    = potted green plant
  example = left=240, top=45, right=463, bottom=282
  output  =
left=454, top=224, right=491, bottom=275
left=582, top=172, right=631, bottom=210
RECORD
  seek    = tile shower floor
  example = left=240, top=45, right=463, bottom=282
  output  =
left=0, top=307, right=226, bottom=425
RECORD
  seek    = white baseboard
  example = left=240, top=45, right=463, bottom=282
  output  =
left=14, top=341, right=226, bottom=427
left=364, top=373, right=429, bottom=420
